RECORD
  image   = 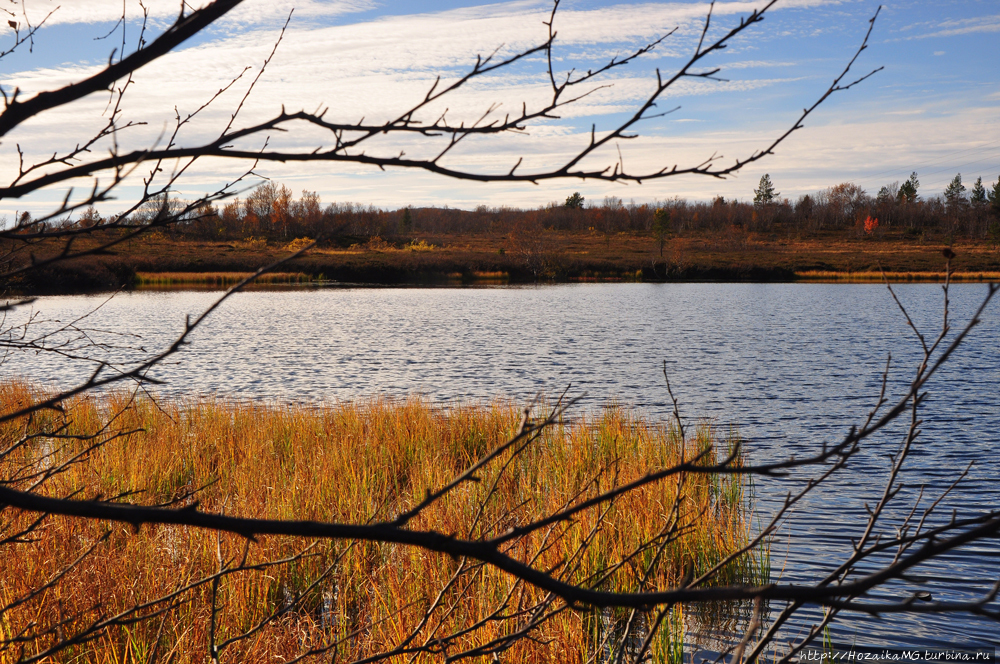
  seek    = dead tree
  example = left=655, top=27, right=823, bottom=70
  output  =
left=2, top=1, right=998, bottom=662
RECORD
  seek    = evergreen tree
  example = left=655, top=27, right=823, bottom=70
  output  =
left=795, top=194, right=814, bottom=221
left=988, top=176, right=1000, bottom=245
left=652, top=207, right=671, bottom=257
left=564, top=192, right=585, bottom=209
left=988, top=175, right=1000, bottom=218
left=398, top=206, right=413, bottom=234
left=944, top=173, right=967, bottom=205
left=970, top=176, right=986, bottom=206
left=897, top=171, right=919, bottom=203
left=753, top=174, right=778, bottom=206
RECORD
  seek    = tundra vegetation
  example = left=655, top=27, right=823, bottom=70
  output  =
left=1, top=1, right=998, bottom=663
left=11, top=173, right=1000, bottom=292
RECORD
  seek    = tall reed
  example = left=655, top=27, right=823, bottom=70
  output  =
left=0, top=382, right=764, bottom=663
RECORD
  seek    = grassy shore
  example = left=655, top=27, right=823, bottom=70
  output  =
left=795, top=269, right=1000, bottom=282
left=134, top=271, right=316, bottom=287
left=0, top=383, right=762, bottom=663
left=8, top=229, right=999, bottom=293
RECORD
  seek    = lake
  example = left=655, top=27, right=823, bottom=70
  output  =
left=6, top=282, right=999, bottom=651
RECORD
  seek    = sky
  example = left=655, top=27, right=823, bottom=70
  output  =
left=1, top=0, right=999, bottom=218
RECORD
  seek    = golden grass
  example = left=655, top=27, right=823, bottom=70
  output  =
left=404, top=239, right=437, bottom=252
left=230, top=237, right=268, bottom=251
left=445, top=271, right=511, bottom=283
left=284, top=237, right=316, bottom=252
left=795, top=270, right=1000, bottom=282
left=347, top=238, right=438, bottom=253
left=135, top=271, right=315, bottom=286
left=0, top=382, right=762, bottom=663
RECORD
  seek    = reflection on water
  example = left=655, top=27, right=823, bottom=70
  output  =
left=6, top=283, right=999, bottom=649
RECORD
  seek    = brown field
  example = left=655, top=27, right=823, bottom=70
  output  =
left=7, top=228, right=999, bottom=293
left=0, top=382, right=761, bottom=662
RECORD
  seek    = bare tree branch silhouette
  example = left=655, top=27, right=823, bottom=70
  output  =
left=1, top=1, right=997, bottom=662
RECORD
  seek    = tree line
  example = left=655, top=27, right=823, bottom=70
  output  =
left=29, top=172, right=1000, bottom=244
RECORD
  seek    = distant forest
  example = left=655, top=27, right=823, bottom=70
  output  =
left=46, top=172, right=1000, bottom=242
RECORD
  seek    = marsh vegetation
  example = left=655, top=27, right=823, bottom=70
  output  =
left=0, top=383, right=761, bottom=662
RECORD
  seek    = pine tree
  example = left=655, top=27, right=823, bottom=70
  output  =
left=988, top=176, right=1000, bottom=245
left=398, top=206, right=413, bottom=234
left=988, top=176, right=1000, bottom=219
left=970, top=177, right=986, bottom=206
left=897, top=171, right=919, bottom=203
left=944, top=173, right=967, bottom=206
left=753, top=174, right=778, bottom=206
left=564, top=192, right=585, bottom=209
left=652, top=207, right=671, bottom=257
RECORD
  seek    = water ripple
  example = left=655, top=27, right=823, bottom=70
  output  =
left=5, top=283, right=999, bottom=648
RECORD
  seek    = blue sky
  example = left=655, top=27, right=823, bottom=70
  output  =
left=2, top=0, right=999, bottom=218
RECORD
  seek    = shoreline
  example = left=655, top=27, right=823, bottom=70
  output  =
left=8, top=231, right=999, bottom=294
left=127, top=269, right=1000, bottom=290
left=20, top=268, right=1000, bottom=296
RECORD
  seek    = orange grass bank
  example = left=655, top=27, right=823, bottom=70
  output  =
left=0, top=382, right=763, bottom=663
left=135, top=271, right=316, bottom=287
left=794, top=270, right=1000, bottom=282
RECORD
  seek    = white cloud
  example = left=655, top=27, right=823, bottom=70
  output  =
left=722, top=60, right=798, bottom=69
left=14, top=0, right=376, bottom=27
left=3, top=0, right=816, bottom=144
left=901, top=13, right=1000, bottom=40
left=11, top=97, right=997, bottom=216
left=3, top=0, right=928, bottom=218
left=919, top=22, right=1000, bottom=39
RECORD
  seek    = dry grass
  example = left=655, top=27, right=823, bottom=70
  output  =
left=135, top=271, right=316, bottom=286
left=795, top=270, right=1000, bottom=282
left=350, top=237, right=437, bottom=253
left=404, top=239, right=437, bottom=252
left=0, top=383, right=762, bottom=663
left=284, top=237, right=316, bottom=252
left=230, top=237, right=269, bottom=251
left=11, top=230, right=1000, bottom=293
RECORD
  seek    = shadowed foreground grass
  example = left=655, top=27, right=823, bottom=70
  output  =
left=0, top=383, right=763, bottom=663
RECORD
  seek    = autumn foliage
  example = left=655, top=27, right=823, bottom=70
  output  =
left=0, top=382, right=761, bottom=663
left=33, top=174, right=1000, bottom=245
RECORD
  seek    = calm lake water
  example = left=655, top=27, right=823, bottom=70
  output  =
left=6, top=283, right=999, bottom=650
